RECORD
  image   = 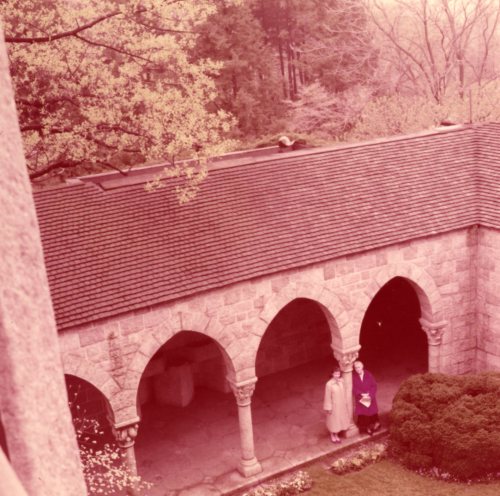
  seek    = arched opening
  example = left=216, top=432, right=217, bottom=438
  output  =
left=254, top=298, right=338, bottom=457
left=65, top=375, right=114, bottom=449
left=359, top=277, right=428, bottom=414
left=134, top=331, right=238, bottom=492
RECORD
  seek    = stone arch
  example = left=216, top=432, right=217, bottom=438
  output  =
left=358, top=262, right=442, bottom=331
left=354, top=262, right=444, bottom=372
left=257, top=279, right=353, bottom=351
left=238, top=278, right=354, bottom=380
left=62, top=356, right=120, bottom=418
left=64, top=374, right=115, bottom=446
left=123, top=312, right=237, bottom=419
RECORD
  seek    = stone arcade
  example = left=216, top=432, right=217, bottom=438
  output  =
left=7, top=121, right=500, bottom=493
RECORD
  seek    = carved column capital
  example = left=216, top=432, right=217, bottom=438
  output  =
left=112, top=419, right=140, bottom=449
left=229, top=378, right=257, bottom=407
left=333, top=346, right=361, bottom=372
left=419, top=318, right=448, bottom=346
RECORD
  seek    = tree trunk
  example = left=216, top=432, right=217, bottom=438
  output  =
left=278, top=40, right=288, bottom=99
left=286, top=43, right=295, bottom=100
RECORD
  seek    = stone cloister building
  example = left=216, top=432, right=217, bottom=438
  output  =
left=27, top=123, right=500, bottom=480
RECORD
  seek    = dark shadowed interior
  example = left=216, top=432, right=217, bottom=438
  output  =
left=359, top=277, right=428, bottom=382
left=65, top=375, right=114, bottom=449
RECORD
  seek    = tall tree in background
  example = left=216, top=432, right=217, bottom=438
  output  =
left=254, top=0, right=377, bottom=100
left=369, top=0, right=500, bottom=103
left=194, top=0, right=286, bottom=138
left=1, top=0, right=234, bottom=197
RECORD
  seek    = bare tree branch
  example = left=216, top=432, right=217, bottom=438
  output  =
left=5, top=10, right=124, bottom=43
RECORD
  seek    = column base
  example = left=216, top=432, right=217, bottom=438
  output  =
left=345, top=424, right=359, bottom=438
left=238, top=457, right=263, bottom=477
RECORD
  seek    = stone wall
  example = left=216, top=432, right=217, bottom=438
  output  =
left=0, top=29, right=86, bottom=495
left=476, top=227, right=500, bottom=371
left=57, top=227, right=479, bottom=424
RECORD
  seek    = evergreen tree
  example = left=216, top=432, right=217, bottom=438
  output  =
left=254, top=0, right=378, bottom=99
left=194, top=0, right=286, bottom=137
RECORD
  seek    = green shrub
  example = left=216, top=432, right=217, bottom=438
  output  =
left=389, top=372, right=500, bottom=480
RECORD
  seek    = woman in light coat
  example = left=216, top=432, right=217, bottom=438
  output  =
left=323, top=368, right=350, bottom=443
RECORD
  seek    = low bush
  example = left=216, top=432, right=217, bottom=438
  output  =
left=389, top=372, right=500, bottom=481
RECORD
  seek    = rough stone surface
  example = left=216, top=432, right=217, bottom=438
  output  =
left=476, top=228, right=500, bottom=371
left=55, top=227, right=486, bottom=424
left=0, top=31, right=87, bottom=495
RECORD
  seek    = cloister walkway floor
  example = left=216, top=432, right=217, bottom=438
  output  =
left=135, top=358, right=418, bottom=496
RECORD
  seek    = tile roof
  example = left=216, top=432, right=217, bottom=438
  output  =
left=33, top=123, right=500, bottom=330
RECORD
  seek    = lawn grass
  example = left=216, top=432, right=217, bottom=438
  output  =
left=305, top=459, right=500, bottom=496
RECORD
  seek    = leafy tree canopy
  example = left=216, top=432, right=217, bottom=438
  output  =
left=1, top=0, right=235, bottom=192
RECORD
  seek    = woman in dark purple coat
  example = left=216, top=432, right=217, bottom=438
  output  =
left=352, top=360, right=381, bottom=435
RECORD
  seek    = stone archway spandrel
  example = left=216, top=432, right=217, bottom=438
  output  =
left=295, top=280, right=323, bottom=302
left=63, top=356, right=120, bottom=399
left=372, top=262, right=442, bottom=309
left=179, top=310, right=211, bottom=333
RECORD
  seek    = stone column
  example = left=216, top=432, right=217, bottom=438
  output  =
left=112, top=419, right=140, bottom=476
left=229, top=378, right=262, bottom=477
left=112, top=419, right=140, bottom=496
left=0, top=28, right=87, bottom=496
left=333, top=347, right=360, bottom=437
left=419, top=318, right=448, bottom=373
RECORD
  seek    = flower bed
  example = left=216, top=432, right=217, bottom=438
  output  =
left=329, top=442, right=387, bottom=475
left=241, top=470, right=313, bottom=496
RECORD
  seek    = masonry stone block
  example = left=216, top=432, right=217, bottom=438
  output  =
left=236, top=366, right=257, bottom=383
left=226, top=335, right=257, bottom=362
left=187, top=295, right=206, bottom=311
left=323, top=261, right=336, bottom=280
left=219, top=312, right=236, bottom=326
left=112, top=392, right=139, bottom=424
left=439, top=282, right=459, bottom=295
left=341, top=334, right=361, bottom=350
left=234, top=299, right=253, bottom=314
left=259, top=301, right=279, bottom=325
left=59, top=330, right=81, bottom=352
left=84, top=339, right=109, bottom=359
left=120, top=313, right=145, bottom=335
left=79, top=325, right=106, bottom=347
left=253, top=295, right=266, bottom=310
left=148, top=326, right=171, bottom=349
left=224, top=288, right=241, bottom=305
left=337, top=261, right=354, bottom=276
left=271, top=275, right=290, bottom=293
left=63, top=351, right=87, bottom=376
left=225, top=322, right=247, bottom=341
left=241, top=283, right=257, bottom=300
left=180, top=311, right=210, bottom=332
left=357, top=254, right=377, bottom=270
left=246, top=309, right=261, bottom=319
left=334, top=310, right=350, bottom=331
